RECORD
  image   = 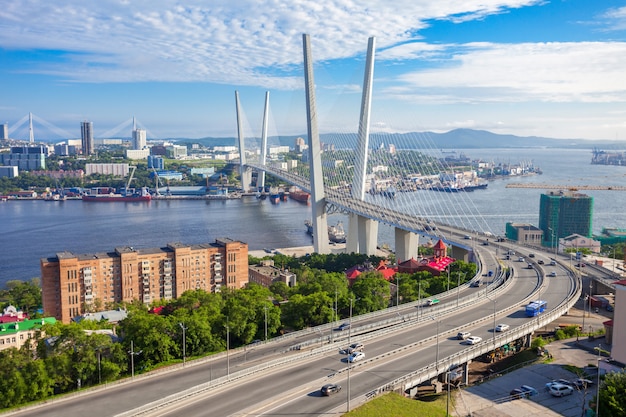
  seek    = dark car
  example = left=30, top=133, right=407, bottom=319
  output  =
left=320, top=383, right=342, bottom=396
left=335, top=322, right=350, bottom=331
left=510, top=388, right=527, bottom=400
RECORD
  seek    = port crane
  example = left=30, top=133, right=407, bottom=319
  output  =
left=505, top=183, right=626, bottom=191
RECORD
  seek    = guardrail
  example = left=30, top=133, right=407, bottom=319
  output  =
left=348, top=263, right=582, bottom=409
left=113, top=263, right=517, bottom=416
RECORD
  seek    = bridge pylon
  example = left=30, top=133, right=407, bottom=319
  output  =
left=235, top=91, right=253, bottom=192
left=302, top=34, right=330, bottom=254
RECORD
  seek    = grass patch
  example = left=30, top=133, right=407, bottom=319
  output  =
left=343, top=391, right=448, bottom=417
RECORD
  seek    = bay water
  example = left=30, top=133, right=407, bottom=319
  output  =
left=1, top=147, right=625, bottom=286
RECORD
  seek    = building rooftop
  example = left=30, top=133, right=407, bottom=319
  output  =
left=0, top=317, right=56, bottom=334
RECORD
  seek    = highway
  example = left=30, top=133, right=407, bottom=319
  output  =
left=6, top=238, right=580, bottom=417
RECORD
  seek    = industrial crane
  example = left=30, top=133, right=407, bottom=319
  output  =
left=505, top=183, right=626, bottom=191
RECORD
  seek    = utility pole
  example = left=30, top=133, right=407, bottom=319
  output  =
left=179, top=322, right=187, bottom=366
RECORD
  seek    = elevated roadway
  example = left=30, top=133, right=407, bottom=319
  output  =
left=6, top=243, right=581, bottom=417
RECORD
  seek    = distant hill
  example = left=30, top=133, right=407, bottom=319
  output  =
left=29, top=129, right=621, bottom=149
left=183, top=129, right=621, bottom=150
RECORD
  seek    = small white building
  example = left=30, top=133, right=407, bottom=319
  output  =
left=558, top=234, right=601, bottom=254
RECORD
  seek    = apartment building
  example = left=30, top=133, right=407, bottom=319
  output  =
left=41, top=238, right=248, bottom=323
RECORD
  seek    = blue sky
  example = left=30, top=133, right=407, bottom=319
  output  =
left=1, top=0, right=626, bottom=141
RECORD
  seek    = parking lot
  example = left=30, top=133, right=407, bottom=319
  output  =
left=452, top=307, right=606, bottom=417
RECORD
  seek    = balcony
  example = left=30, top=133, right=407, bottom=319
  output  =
left=213, top=263, right=222, bottom=271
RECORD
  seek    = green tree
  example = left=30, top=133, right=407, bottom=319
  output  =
left=350, top=272, right=390, bottom=315
left=119, top=310, right=177, bottom=370
left=595, top=371, right=626, bottom=416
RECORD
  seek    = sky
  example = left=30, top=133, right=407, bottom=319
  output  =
left=1, top=0, right=626, bottom=141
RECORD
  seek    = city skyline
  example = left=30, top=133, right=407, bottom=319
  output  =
left=1, top=1, right=626, bottom=141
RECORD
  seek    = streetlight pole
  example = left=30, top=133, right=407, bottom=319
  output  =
left=596, top=344, right=601, bottom=417
left=456, top=272, right=463, bottom=307
left=128, top=341, right=142, bottom=378
left=225, top=324, right=230, bottom=380
left=263, top=305, right=268, bottom=342
left=430, top=316, right=440, bottom=374
left=97, top=349, right=102, bottom=385
left=396, top=276, right=400, bottom=308
left=179, top=322, right=187, bottom=366
left=347, top=296, right=356, bottom=413
left=418, top=280, right=421, bottom=319
left=447, top=267, right=450, bottom=292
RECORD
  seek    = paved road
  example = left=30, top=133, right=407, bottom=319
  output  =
left=452, top=305, right=608, bottom=417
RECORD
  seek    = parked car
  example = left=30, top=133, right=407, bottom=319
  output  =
left=509, top=388, right=527, bottom=400
left=548, top=271, right=557, bottom=277
left=606, top=304, right=614, bottom=312
left=520, top=385, right=538, bottom=397
left=465, top=336, right=482, bottom=345
left=457, top=331, right=471, bottom=340
left=546, top=379, right=574, bottom=391
left=464, top=235, right=472, bottom=240
left=346, top=343, right=364, bottom=353
left=348, top=351, right=365, bottom=363
left=549, top=383, right=574, bottom=397
left=495, top=323, right=510, bottom=332
left=572, top=378, right=594, bottom=388
left=335, top=322, right=350, bottom=331
left=320, top=383, right=342, bottom=396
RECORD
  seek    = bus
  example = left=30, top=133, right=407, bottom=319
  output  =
left=525, top=300, right=548, bottom=317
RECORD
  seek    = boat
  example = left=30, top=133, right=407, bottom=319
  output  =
left=431, top=180, right=488, bottom=192
left=269, top=188, right=280, bottom=204
left=305, top=220, right=314, bottom=235
left=82, top=187, right=152, bottom=202
left=328, top=222, right=346, bottom=243
left=44, top=193, right=67, bottom=202
left=304, top=220, right=346, bottom=243
left=290, top=189, right=311, bottom=204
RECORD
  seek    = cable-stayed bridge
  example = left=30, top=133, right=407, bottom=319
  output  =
left=5, top=114, right=155, bottom=141
left=240, top=35, right=493, bottom=261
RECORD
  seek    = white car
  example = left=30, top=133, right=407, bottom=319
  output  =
left=549, top=383, right=574, bottom=397
left=548, top=271, right=557, bottom=277
left=465, top=336, right=482, bottom=345
left=348, top=351, right=365, bottom=363
left=495, top=323, right=509, bottom=332
left=346, top=343, right=364, bottom=354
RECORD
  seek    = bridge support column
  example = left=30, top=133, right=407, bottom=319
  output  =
left=347, top=213, right=359, bottom=254
left=358, top=215, right=378, bottom=256
left=235, top=91, right=252, bottom=192
left=395, top=229, right=418, bottom=262
left=347, top=214, right=378, bottom=255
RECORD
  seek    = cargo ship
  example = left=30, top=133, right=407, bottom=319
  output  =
left=290, top=189, right=311, bottom=204
left=82, top=165, right=152, bottom=202
left=82, top=187, right=152, bottom=202
left=305, top=220, right=346, bottom=243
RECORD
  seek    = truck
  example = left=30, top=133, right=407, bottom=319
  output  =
left=426, top=299, right=440, bottom=306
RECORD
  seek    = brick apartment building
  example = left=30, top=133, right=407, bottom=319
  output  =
left=41, top=238, right=249, bottom=323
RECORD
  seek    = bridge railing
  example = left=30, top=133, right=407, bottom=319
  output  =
left=347, top=266, right=581, bottom=409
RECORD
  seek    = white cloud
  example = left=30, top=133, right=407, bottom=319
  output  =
left=0, top=0, right=542, bottom=87
left=387, top=42, right=626, bottom=104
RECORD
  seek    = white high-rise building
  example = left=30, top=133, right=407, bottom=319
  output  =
left=2, top=123, right=8, bottom=140
left=132, top=128, right=147, bottom=150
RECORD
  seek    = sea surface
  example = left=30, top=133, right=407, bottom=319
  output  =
left=2, top=147, right=625, bottom=286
